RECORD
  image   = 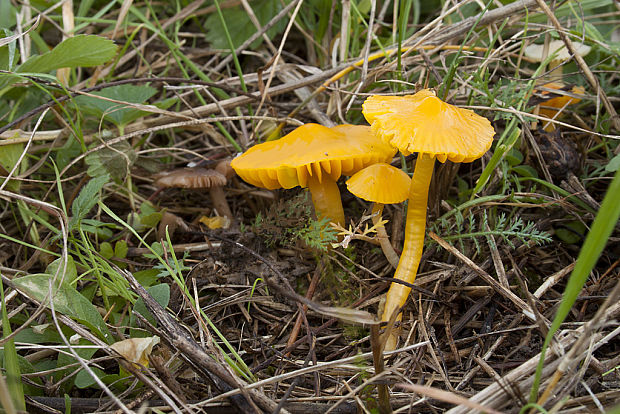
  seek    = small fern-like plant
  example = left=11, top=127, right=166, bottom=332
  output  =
left=434, top=211, right=551, bottom=253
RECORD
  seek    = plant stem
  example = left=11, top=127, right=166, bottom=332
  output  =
left=209, top=186, right=233, bottom=225
left=381, top=154, right=435, bottom=349
left=372, top=203, right=400, bottom=269
left=307, top=174, right=345, bottom=227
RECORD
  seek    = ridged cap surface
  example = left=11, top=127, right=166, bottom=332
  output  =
left=362, top=89, right=495, bottom=163
left=230, top=123, right=397, bottom=189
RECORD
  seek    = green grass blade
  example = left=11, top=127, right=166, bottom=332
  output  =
left=0, top=278, right=26, bottom=411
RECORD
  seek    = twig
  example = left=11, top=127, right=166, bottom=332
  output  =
left=370, top=325, right=391, bottom=414
left=536, top=278, right=620, bottom=408
left=446, top=299, right=620, bottom=413
left=121, top=268, right=283, bottom=414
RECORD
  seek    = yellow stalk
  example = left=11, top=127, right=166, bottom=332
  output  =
left=382, top=154, right=435, bottom=349
left=307, top=174, right=345, bottom=227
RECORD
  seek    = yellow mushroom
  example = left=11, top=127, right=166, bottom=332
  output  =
left=346, top=163, right=411, bottom=268
left=230, top=123, right=397, bottom=227
left=534, top=82, right=585, bottom=132
left=362, top=89, right=495, bottom=350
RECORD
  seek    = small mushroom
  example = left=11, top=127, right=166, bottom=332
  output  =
left=153, top=167, right=233, bottom=226
left=524, top=40, right=590, bottom=131
left=532, top=82, right=585, bottom=132
left=524, top=40, right=591, bottom=81
left=230, top=123, right=397, bottom=227
left=215, top=158, right=235, bottom=180
left=346, top=163, right=411, bottom=269
left=363, top=89, right=495, bottom=350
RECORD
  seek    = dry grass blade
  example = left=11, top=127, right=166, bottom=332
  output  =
left=397, top=383, right=504, bottom=414
left=121, top=268, right=284, bottom=414
left=428, top=232, right=537, bottom=321
left=0, top=15, right=39, bottom=47
left=535, top=278, right=620, bottom=408
left=446, top=299, right=620, bottom=413
left=533, top=0, right=620, bottom=132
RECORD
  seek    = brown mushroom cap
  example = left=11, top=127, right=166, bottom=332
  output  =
left=362, top=89, right=495, bottom=163
left=153, top=168, right=227, bottom=189
left=346, top=163, right=411, bottom=204
left=215, top=159, right=235, bottom=180
left=230, top=123, right=397, bottom=190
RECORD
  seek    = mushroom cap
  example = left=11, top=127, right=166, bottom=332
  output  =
left=230, top=123, right=397, bottom=190
left=153, top=168, right=227, bottom=188
left=215, top=159, right=236, bottom=180
left=536, top=82, right=584, bottom=117
left=346, top=163, right=411, bottom=204
left=362, top=89, right=495, bottom=163
left=524, top=40, right=591, bottom=62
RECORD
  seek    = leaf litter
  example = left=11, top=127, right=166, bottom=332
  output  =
left=0, top=1, right=619, bottom=413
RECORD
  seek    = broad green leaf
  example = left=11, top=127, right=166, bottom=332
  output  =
left=505, top=148, right=524, bottom=167
left=0, top=138, right=26, bottom=172
left=204, top=0, right=286, bottom=50
left=74, top=368, right=122, bottom=390
left=511, top=165, right=539, bottom=178
left=0, top=132, right=27, bottom=192
left=74, top=367, right=105, bottom=389
left=74, top=85, right=157, bottom=128
left=85, top=141, right=136, bottom=181
left=114, top=240, right=128, bottom=259
left=45, top=256, right=78, bottom=286
left=139, top=201, right=163, bottom=228
left=133, top=269, right=160, bottom=289
left=606, top=153, right=620, bottom=172
left=132, top=283, right=170, bottom=329
left=13, top=326, right=63, bottom=344
left=0, top=1, right=16, bottom=28
left=17, top=35, right=117, bottom=74
left=126, top=211, right=146, bottom=232
left=0, top=351, right=42, bottom=397
left=55, top=135, right=82, bottom=171
left=99, top=242, right=114, bottom=259
left=54, top=337, right=98, bottom=389
left=554, top=220, right=587, bottom=244
left=140, top=211, right=162, bottom=228
left=12, top=274, right=113, bottom=344
left=70, top=174, right=110, bottom=227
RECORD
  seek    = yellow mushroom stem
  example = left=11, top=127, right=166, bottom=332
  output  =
left=371, top=203, right=400, bottom=269
left=306, top=174, right=345, bottom=227
left=382, top=153, right=436, bottom=333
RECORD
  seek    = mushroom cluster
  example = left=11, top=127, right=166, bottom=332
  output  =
left=362, top=89, right=495, bottom=349
left=230, top=91, right=494, bottom=351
